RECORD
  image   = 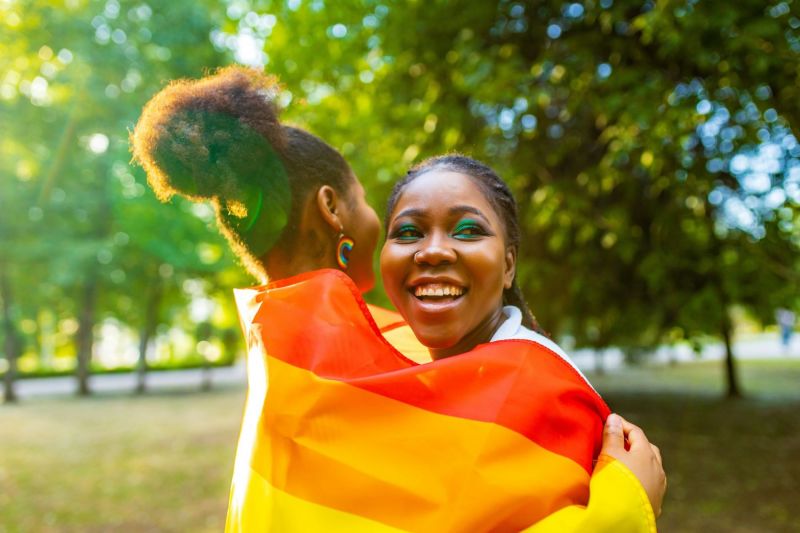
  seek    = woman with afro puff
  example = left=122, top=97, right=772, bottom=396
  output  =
left=131, top=66, right=663, bottom=532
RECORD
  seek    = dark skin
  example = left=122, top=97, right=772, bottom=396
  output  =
left=379, top=169, right=666, bottom=513
left=264, top=177, right=380, bottom=292
left=380, top=171, right=516, bottom=359
left=259, top=169, right=666, bottom=515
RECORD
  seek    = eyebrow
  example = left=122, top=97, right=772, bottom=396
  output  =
left=393, top=208, right=426, bottom=220
left=392, top=205, right=490, bottom=223
left=449, top=205, right=489, bottom=221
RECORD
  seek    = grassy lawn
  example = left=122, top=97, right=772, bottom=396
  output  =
left=587, top=357, right=800, bottom=399
left=1, top=358, right=798, bottom=532
left=0, top=387, right=246, bottom=533
left=589, top=358, right=800, bottom=533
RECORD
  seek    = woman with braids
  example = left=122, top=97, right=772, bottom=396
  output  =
left=131, top=66, right=664, bottom=532
left=379, top=155, right=664, bottom=531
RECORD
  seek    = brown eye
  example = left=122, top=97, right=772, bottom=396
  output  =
left=391, top=224, right=421, bottom=241
left=452, top=220, right=487, bottom=240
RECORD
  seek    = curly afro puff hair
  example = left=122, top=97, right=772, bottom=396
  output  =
left=130, top=66, right=353, bottom=279
left=131, top=66, right=285, bottom=205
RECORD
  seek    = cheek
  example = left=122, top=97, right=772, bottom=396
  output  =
left=472, top=248, right=509, bottom=293
left=353, top=210, right=379, bottom=261
left=360, top=208, right=380, bottom=251
left=378, top=246, right=392, bottom=282
left=379, top=246, right=404, bottom=297
left=369, top=214, right=381, bottom=249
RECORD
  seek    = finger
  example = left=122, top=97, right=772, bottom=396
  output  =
left=620, top=417, right=650, bottom=451
left=601, top=413, right=625, bottom=453
left=651, top=443, right=662, bottom=465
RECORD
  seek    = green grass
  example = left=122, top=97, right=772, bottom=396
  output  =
left=588, top=358, right=800, bottom=533
left=603, top=393, right=799, bottom=533
left=2, top=359, right=236, bottom=380
left=1, top=359, right=798, bottom=532
left=586, top=357, right=800, bottom=399
left=0, top=387, right=245, bottom=533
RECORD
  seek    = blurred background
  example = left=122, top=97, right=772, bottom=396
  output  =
left=1, top=0, right=799, bottom=531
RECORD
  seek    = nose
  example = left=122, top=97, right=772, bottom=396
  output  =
left=414, top=234, right=457, bottom=266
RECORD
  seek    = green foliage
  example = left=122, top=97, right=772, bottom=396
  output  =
left=3, top=0, right=799, bottom=383
left=1, top=0, right=247, bottom=380
left=232, top=0, right=800, bottom=353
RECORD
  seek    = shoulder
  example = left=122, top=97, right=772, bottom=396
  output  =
left=492, top=306, right=595, bottom=392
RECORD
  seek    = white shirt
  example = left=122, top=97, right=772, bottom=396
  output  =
left=491, top=306, right=596, bottom=392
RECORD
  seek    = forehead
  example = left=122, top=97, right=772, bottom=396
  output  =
left=391, top=170, right=497, bottom=219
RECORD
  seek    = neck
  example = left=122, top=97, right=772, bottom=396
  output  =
left=428, top=305, right=507, bottom=360
left=262, top=238, right=337, bottom=283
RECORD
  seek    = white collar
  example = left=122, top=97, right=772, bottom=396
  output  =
left=491, top=306, right=596, bottom=393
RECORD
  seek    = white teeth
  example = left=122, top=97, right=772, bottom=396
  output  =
left=414, top=283, right=464, bottom=298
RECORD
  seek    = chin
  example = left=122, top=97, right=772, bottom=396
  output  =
left=413, top=329, right=457, bottom=350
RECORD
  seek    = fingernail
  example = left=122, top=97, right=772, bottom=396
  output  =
left=607, top=413, right=622, bottom=427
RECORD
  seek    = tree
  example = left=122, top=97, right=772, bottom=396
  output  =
left=1, top=260, right=20, bottom=403
left=5, top=0, right=798, bottom=401
left=1, top=0, right=238, bottom=395
left=237, top=0, right=800, bottom=397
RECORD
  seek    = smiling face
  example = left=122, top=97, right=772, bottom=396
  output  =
left=380, top=170, right=515, bottom=359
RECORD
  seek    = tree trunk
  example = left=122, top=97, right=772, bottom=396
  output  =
left=1, top=265, right=19, bottom=404
left=135, top=282, right=162, bottom=394
left=594, top=348, right=605, bottom=375
left=201, top=362, right=212, bottom=392
left=135, top=323, right=149, bottom=394
left=721, top=311, right=742, bottom=398
left=75, top=159, right=111, bottom=397
left=75, top=279, right=98, bottom=396
left=38, top=310, right=55, bottom=370
left=197, top=321, right=213, bottom=392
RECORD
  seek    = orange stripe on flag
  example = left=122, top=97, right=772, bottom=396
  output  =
left=228, top=270, right=610, bottom=532
left=247, top=270, right=609, bottom=472
left=247, top=356, right=590, bottom=532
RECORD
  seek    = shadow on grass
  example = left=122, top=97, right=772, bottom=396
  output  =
left=605, top=391, right=800, bottom=533
left=3, top=360, right=797, bottom=532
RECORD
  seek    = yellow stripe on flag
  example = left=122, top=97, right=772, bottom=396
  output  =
left=226, top=465, right=404, bottom=533
left=245, top=356, right=589, bottom=532
left=522, top=456, right=657, bottom=533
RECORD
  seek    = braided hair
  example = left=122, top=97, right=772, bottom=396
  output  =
left=385, top=154, right=544, bottom=333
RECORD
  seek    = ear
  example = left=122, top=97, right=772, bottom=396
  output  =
left=315, top=185, right=344, bottom=233
left=503, top=246, right=516, bottom=290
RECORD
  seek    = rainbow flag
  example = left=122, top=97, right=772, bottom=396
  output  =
left=226, top=269, right=612, bottom=532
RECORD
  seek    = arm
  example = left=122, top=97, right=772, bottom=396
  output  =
left=523, top=414, right=665, bottom=533
left=375, top=319, right=666, bottom=530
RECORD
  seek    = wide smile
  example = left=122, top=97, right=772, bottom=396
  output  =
left=407, top=282, right=468, bottom=313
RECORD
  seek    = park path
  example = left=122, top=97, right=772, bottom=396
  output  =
left=569, top=331, right=798, bottom=371
left=8, top=331, right=797, bottom=400
left=11, top=363, right=246, bottom=400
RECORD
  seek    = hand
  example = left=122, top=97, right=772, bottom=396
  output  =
left=600, top=413, right=666, bottom=517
